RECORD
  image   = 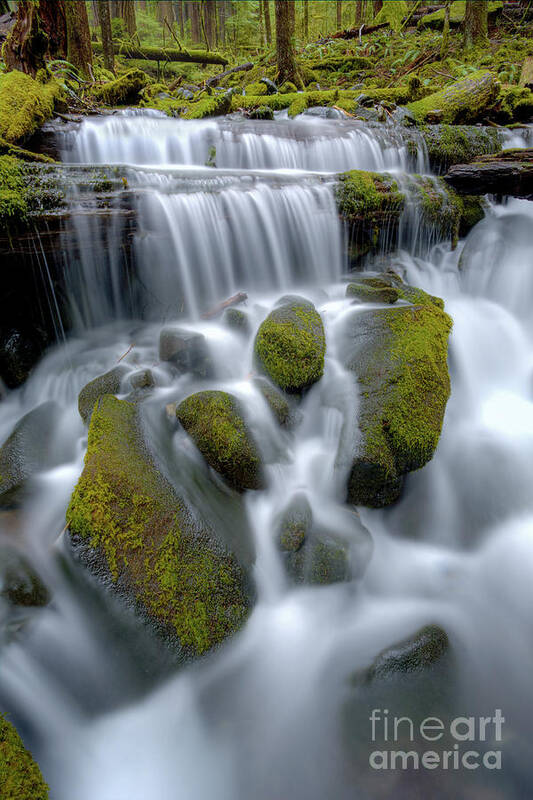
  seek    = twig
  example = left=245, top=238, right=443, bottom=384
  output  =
left=117, top=343, right=135, bottom=363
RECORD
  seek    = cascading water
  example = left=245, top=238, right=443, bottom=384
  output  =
left=2, top=108, right=533, bottom=800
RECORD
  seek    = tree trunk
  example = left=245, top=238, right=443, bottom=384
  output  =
left=519, top=56, right=533, bottom=90
left=462, top=0, right=488, bottom=48
left=203, top=0, right=216, bottom=47
left=121, top=0, right=137, bottom=37
left=355, top=0, right=363, bottom=24
left=217, top=1, right=226, bottom=45
left=98, top=0, right=114, bottom=73
left=159, top=1, right=174, bottom=24
left=91, top=1, right=99, bottom=25
left=264, top=0, right=272, bottom=44
left=303, top=0, right=308, bottom=37
left=3, top=0, right=48, bottom=77
left=440, top=0, right=451, bottom=59
left=65, top=0, right=93, bottom=78
left=336, top=0, right=342, bottom=28
left=39, top=0, right=67, bottom=59
left=275, top=0, right=297, bottom=84
left=289, top=0, right=295, bottom=35
left=176, top=1, right=185, bottom=37
left=110, top=1, right=120, bottom=18
left=92, top=41, right=228, bottom=64
left=189, top=1, right=201, bottom=41
left=373, top=0, right=383, bottom=15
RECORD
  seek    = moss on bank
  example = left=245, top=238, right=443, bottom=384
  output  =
left=0, top=70, right=64, bottom=144
left=0, top=715, right=49, bottom=799
left=176, top=390, right=264, bottom=491
left=0, top=156, right=28, bottom=227
left=66, top=395, right=250, bottom=655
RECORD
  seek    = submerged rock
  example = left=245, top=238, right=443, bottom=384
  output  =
left=0, top=714, right=49, bottom=799
left=360, top=624, right=450, bottom=684
left=341, top=278, right=452, bottom=507
left=0, top=402, right=63, bottom=508
left=277, top=493, right=351, bottom=585
left=0, top=547, right=50, bottom=607
left=78, top=365, right=128, bottom=424
left=159, top=327, right=212, bottom=377
left=223, top=307, right=250, bottom=335
left=176, top=390, right=264, bottom=492
left=254, top=299, right=325, bottom=393
left=67, top=395, right=251, bottom=656
left=253, top=377, right=291, bottom=427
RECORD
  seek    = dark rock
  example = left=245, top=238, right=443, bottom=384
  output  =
left=249, top=105, right=274, bottom=121
left=159, top=327, right=212, bottom=377
left=0, top=547, right=50, bottom=607
left=260, top=77, right=278, bottom=95
left=130, top=368, right=155, bottom=391
left=346, top=282, right=399, bottom=304
left=360, top=625, right=450, bottom=683
left=223, top=307, right=250, bottom=335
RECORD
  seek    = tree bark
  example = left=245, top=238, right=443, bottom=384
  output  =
left=203, top=0, right=216, bottom=47
left=275, top=0, right=297, bottom=84
left=3, top=0, right=48, bottom=77
left=373, top=0, right=383, bottom=15
left=98, top=0, right=114, bottom=73
left=440, top=0, right=451, bottom=59
left=289, top=0, right=295, bottom=35
left=264, top=0, right=272, bottom=44
left=176, top=1, right=185, bottom=37
left=65, top=0, right=93, bottom=78
left=303, top=0, right=309, bottom=37
left=462, top=0, right=488, bottom=48
left=189, top=1, right=201, bottom=41
left=92, top=41, right=228, bottom=64
left=520, top=56, right=533, bottom=90
left=110, top=1, right=120, bottom=18
left=121, top=0, right=137, bottom=37
left=355, top=0, right=363, bottom=24
left=217, top=1, right=226, bottom=45
left=39, top=0, right=67, bottom=59
left=337, top=0, right=342, bottom=28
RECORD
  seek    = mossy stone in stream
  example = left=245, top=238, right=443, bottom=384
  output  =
left=346, top=283, right=399, bottom=304
left=407, top=71, right=500, bottom=125
left=159, top=327, right=212, bottom=377
left=277, top=493, right=350, bottom=585
left=248, top=106, right=274, bottom=121
left=358, top=625, right=450, bottom=684
left=66, top=395, right=251, bottom=656
left=177, top=390, right=264, bottom=492
left=421, top=124, right=503, bottom=172
left=223, top=307, right=250, bottom=335
left=254, top=300, right=326, bottom=394
left=0, top=714, right=49, bottom=799
left=90, top=69, right=150, bottom=106
left=340, top=279, right=452, bottom=507
left=78, top=365, right=128, bottom=424
left=0, top=547, right=50, bottom=607
left=253, top=377, right=291, bottom=427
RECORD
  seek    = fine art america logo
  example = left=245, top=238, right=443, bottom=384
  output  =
left=369, top=708, right=505, bottom=770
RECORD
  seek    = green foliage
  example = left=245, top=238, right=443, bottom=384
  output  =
left=0, top=70, right=64, bottom=144
left=0, top=715, right=49, bottom=799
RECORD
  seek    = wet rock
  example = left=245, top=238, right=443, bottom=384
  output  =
left=0, top=401, right=63, bottom=508
left=253, top=377, right=291, bottom=427
left=177, top=390, right=264, bottom=492
left=0, top=714, right=49, bottom=799
left=223, top=307, right=250, bottom=335
left=340, top=279, right=452, bottom=507
left=129, top=368, right=155, bottom=391
left=0, top=547, right=50, bottom=607
left=248, top=106, right=274, bottom=121
left=254, top=299, right=325, bottom=394
left=359, top=624, right=450, bottom=684
left=0, top=327, right=47, bottom=389
left=260, top=77, right=278, bottom=95
left=346, top=282, right=399, bottom=304
left=67, top=395, right=252, bottom=657
left=176, top=88, right=194, bottom=101
left=78, top=365, right=128, bottom=424
left=159, top=327, right=212, bottom=378
left=277, top=493, right=350, bottom=585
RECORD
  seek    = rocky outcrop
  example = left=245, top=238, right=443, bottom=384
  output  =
left=176, top=390, right=264, bottom=492
left=0, top=714, right=49, bottom=799
left=66, top=395, right=252, bottom=656
left=340, top=274, right=452, bottom=507
left=0, top=70, right=64, bottom=145
left=445, top=148, right=533, bottom=198
left=254, top=299, right=325, bottom=393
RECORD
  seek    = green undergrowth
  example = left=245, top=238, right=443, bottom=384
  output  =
left=0, top=70, right=64, bottom=144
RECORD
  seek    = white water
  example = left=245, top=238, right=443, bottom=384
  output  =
left=1, top=114, right=533, bottom=798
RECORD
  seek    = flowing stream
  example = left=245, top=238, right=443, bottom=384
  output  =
left=1, top=110, right=533, bottom=799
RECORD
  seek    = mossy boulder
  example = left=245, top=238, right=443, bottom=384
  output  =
left=346, top=282, right=399, bottom=304
left=421, top=124, right=504, bottom=172
left=494, top=86, right=533, bottom=123
left=0, top=715, right=49, bottom=799
left=0, top=155, right=29, bottom=230
left=254, top=300, right=325, bottom=394
left=176, top=390, right=264, bottom=492
left=0, top=70, right=64, bottom=144
left=90, top=69, right=150, bottom=106
left=248, top=105, right=274, bottom=121
left=277, top=493, right=350, bottom=585
left=159, top=327, right=212, bottom=377
left=340, top=278, right=452, bottom=507
left=253, top=377, right=292, bottom=427
left=78, top=365, right=128, bottom=424
left=408, top=71, right=500, bottom=125
left=66, top=395, right=251, bottom=656
left=0, top=402, right=63, bottom=508
left=245, top=81, right=268, bottom=96
left=223, top=307, right=250, bottom=335
left=359, top=625, right=450, bottom=684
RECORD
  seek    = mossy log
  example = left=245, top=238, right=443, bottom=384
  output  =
left=340, top=276, right=452, bottom=507
left=444, top=148, right=533, bottom=198
left=417, top=0, right=502, bottom=29
left=66, top=395, right=251, bottom=656
left=93, top=41, right=228, bottom=66
left=206, top=61, right=254, bottom=88
left=0, top=714, right=49, bottom=799
left=408, top=70, right=500, bottom=124
left=519, top=56, right=533, bottom=91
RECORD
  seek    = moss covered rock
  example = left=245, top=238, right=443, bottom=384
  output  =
left=0, top=715, right=49, bottom=799
left=223, top=307, right=250, bottom=335
left=66, top=395, right=251, bottom=656
left=346, top=282, right=399, bottom=304
left=90, top=69, right=150, bottom=106
left=0, top=70, right=64, bottom=144
left=277, top=493, right=350, bottom=585
left=254, top=300, right=325, bottom=394
left=78, top=366, right=128, bottom=424
left=374, top=0, right=408, bottom=31
left=408, top=71, right=500, bottom=125
left=0, top=547, right=50, bottom=607
left=341, top=279, right=452, bottom=507
left=177, top=390, right=264, bottom=492
left=361, top=625, right=450, bottom=683
left=421, top=124, right=504, bottom=172
left=253, top=377, right=291, bottom=427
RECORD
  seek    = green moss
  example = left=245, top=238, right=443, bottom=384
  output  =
left=422, top=124, right=503, bottom=171
left=0, top=155, right=28, bottom=226
left=254, top=301, right=326, bottom=394
left=418, top=1, right=502, bottom=29
left=176, top=390, right=264, bottom=492
left=90, top=68, right=150, bottom=106
left=408, top=71, right=500, bottom=124
left=253, top=377, right=291, bottom=427
left=0, top=70, right=64, bottom=144
left=336, top=169, right=404, bottom=219
left=66, top=395, right=249, bottom=655
left=245, top=81, right=268, bottom=96
left=374, top=0, right=408, bottom=31
left=0, top=715, right=49, bottom=799
left=495, top=87, right=533, bottom=123
left=346, top=283, right=399, bottom=304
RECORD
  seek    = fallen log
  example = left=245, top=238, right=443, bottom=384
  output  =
left=520, top=56, right=533, bottom=90
left=408, top=70, right=500, bottom=124
left=206, top=61, right=254, bottom=88
left=92, top=42, right=228, bottom=66
left=201, top=292, right=248, bottom=319
left=315, top=22, right=389, bottom=42
left=444, top=149, right=533, bottom=198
